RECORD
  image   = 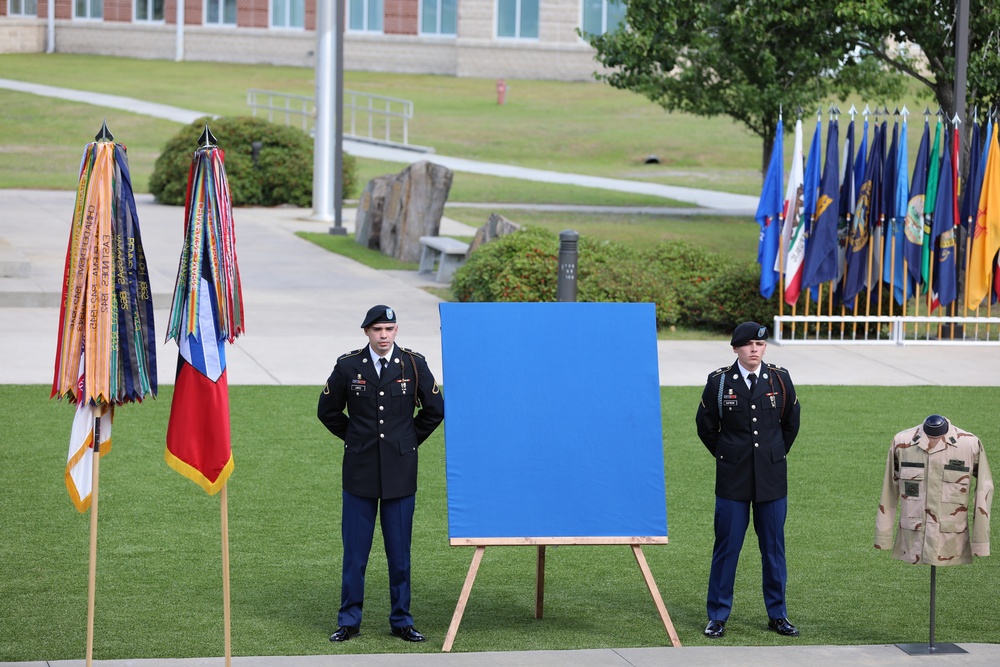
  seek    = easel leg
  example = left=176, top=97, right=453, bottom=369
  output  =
left=631, top=545, right=681, bottom=647
left=535, top=545, right=546, bottom=619
left=442, top=546, right=485, bottom=652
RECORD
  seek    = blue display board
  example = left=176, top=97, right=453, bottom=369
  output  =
left=440, top=302, right=667, bottom=540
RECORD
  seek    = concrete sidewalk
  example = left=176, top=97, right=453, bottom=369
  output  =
left=2, top=642, right=1000, bottom=666
left=1, top=188, right=997, bottom=388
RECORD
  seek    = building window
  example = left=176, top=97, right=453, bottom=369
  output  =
left=206, top=0, right=236, bottom=25
left=272, top=0, right=305, bottom=29
left=581, top=0, right=625, bottom=36
left=349, top=0, right=383, bottom=32
left=74, top=0, right=103, bottom=19
left=497, top=0, right=537, bottom=39
left=9, top=0, right=38, bottom=16
left=421, top=0, right=456, bottom=35
left=135, top=0, right=164, bottom=22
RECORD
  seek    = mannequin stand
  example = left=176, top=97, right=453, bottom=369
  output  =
left=895, top=566, right=967, bottom=655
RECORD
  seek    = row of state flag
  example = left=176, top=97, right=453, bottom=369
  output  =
left=756, top=109, right=1000, bottom=316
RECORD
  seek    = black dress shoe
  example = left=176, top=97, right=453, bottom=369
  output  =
left=329, top=625, right=360, bottom=642
left=704, top=620, right=726, bottom=638
left=391, top=625, right=427, bottom=642
left=768, top=617, right=800, bottom=637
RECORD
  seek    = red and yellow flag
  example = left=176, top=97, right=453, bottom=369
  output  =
left=967, top=124, right=1000, bottom=309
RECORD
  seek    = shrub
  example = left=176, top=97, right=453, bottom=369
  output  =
left=149, top=116, right=357, bottom=207
left=452, top=227, right=682, bottom=327
left=453, top=228, right=781, bottom=332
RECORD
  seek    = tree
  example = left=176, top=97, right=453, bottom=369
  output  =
left=586, top=0, right=904, bottom=173
left=836, top=1, right=1000, bottom=121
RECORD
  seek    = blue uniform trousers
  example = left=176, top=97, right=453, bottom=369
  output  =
left=338, top=491, right=415, bottom=629
left=707, top=496, right=788, bottom=622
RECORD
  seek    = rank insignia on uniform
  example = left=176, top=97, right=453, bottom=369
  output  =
left=904, top=481, right=920, bottom=497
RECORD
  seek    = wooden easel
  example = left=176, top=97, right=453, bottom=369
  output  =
left=442, top=536, right=680, bottom=652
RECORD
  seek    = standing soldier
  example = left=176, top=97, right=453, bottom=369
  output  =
left=318, top=305, right=444, bottom=643
left=695, top=321, right=801, bottom=638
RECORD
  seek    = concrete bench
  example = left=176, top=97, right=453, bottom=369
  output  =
left=419, top=235, right=470, bottom=283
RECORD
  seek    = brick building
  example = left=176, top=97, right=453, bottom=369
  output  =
left=1, top=0, right=625, bottom=80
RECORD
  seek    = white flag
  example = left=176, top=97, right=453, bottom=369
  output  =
left=776, top=120, right=805, bottom=294
left=66, top=394, right=112, bottom=513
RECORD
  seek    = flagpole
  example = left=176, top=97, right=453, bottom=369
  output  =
left=926, top=254, right=936, bottom=339
left=222, top=484, right=232, bottom=667
left=86, top=415, right=101, bottom=667
left=888, top=231, right=896, bottom=318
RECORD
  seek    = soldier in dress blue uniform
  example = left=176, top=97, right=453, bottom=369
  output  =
left=695, top=321, right=801, bottom=639
left=318, top=305, right=444, bottom=643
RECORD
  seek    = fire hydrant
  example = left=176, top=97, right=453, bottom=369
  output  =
left=496, top=78, right=507, bottom=105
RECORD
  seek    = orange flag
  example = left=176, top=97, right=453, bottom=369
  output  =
left=967, top=124, right=1000, bottom=309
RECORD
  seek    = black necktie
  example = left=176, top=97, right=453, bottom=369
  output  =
left=747, top=372, right=757, bottom=394
left=379, top=357, right=388, bottom=377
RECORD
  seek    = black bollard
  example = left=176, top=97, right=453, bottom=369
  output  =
left=557, top=230, right=578, bottom=302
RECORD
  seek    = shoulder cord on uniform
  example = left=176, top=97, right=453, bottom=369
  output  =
left=717, top=372, right=725, bottom=420
left=404, top=350, right=422, bottom=408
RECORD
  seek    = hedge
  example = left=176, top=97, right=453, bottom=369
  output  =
left=451, top=227, right=781, bottom=332
left=149, top=116, right=357, bottom=208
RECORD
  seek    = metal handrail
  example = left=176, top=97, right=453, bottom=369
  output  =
left=246, top=88, right=416, bottom=149
left=773, top=314, right=1000, bottom=345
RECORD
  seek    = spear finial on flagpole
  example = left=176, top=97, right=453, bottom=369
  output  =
left=923, top=106, right=932, bottom=120
left=883, top=104, right=891, bottom=116
left=796, top=106, right=803, bottom=120
left=862, top=103, right=872, bottom=119
left=952, top=113, right=962, bottom=127
left=816, top=106, right=822, bottom=122
left=894, top=106, right=901, bottom=117
left=198, top=123, right=218, bottom=148
left=848, top=104, right=857, bottom=121
left=901, top=105, right=910, bottom=119
left=95, top=119, right=114, bottom=142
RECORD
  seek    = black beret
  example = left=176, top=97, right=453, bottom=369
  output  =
left=730, top=321, right=768, bottom=347
left=361, top=305, right=397, bottom=329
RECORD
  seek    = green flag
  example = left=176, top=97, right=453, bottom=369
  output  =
left=921, top=119, right=942, bottom=292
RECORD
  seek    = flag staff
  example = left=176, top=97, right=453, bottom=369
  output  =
left=195, top=124, right=233, bottom=667
left=84, top=119, right=115, bottom=667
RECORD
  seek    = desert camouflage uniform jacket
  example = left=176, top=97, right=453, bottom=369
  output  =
left=875, top=422, right=994, bottom=565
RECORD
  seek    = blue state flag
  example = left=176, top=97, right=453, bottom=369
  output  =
left=756, top=119, right=783, bottom=299
left=931, top=130, right=958, bottom=309
left=801, top=119, right=839, bottom=297
left=884, top=117, right=913, bottom=304
left=843, top=121, right=884, bottom=308
left=904, top=121, right=931, bottom=287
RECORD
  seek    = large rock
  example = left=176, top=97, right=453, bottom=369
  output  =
left=469, top=213, right=521, bottom=255
left=379, top=161, right=454, bottom=262
left=354, top=176, right=391, bottom=249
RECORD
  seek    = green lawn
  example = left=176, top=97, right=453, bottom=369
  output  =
left=2, top=385, right=997, bottom=660
left=0, top=53, right=768, bottom=196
